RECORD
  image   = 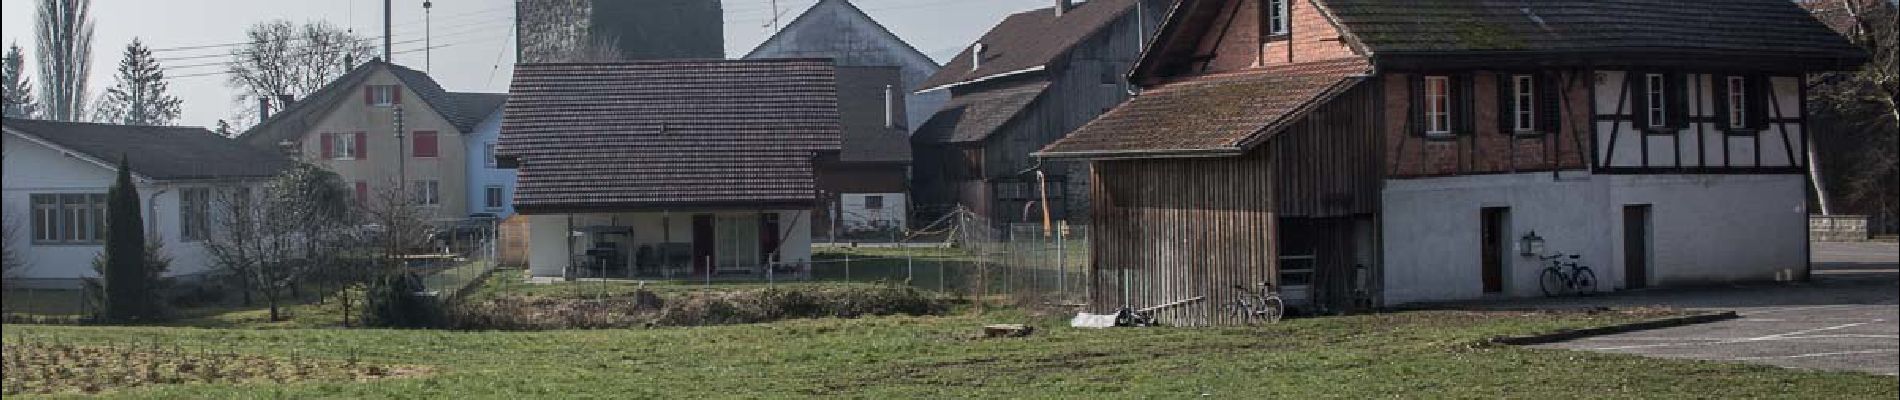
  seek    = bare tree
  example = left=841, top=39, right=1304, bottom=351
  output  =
left=224, top=20, right=374, bottom=128
left=34, top=0, right=92, bottom=122
left=1803, top=0, right=1898, bottom=225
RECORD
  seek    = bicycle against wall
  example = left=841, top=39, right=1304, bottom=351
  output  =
left=1230, top=282, right=1285, bottom=324
left=1538, top=253, right=1598, bottom=296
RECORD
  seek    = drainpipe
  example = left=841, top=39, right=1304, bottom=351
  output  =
left=146, top=186, right=170, bottom=240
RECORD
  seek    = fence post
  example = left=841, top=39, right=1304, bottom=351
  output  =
left=844, top=253, right=851, bottom=282
left=705, top=256, right=712, bottom=287
left=1057, top=223, right=1066, bottom=300
left=906, top=253, right=914, bottom=283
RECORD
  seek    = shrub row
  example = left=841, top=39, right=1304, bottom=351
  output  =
left=446, top=285, right=947, bottom=330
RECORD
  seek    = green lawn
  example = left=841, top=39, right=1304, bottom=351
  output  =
left=6, top=307, right=1895, bottom=398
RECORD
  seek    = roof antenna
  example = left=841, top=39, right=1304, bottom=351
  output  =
left=424, top=1, right=434, bottom=73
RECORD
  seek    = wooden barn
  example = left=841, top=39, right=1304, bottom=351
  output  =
left=1036, top=0, right=1864, bottom=325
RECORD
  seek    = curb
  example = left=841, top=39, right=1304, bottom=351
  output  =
left=1489, top=311, right=1741, bottom=346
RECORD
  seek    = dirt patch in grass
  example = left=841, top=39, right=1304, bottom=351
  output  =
left=0, top=342, right=425, bottom=395
left=449, top=285, right=950, bottom=330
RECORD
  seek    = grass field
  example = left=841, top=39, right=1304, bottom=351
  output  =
left=6, top=305, right=1896, bottom=398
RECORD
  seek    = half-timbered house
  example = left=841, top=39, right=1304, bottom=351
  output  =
left=1037, top=0, right=1865, bottom=324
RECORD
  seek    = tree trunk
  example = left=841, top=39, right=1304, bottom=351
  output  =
left=1808, top=130, right=1835, bottom=215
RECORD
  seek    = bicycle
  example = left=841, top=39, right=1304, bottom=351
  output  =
left=1538, top=253, right=1598, bottom=296
left=1230, top=283, right=1285, bottom=325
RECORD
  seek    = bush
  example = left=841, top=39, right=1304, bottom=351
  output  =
left=447, top=284, right=947, bottom=331
left=363, top=273, right=444, bottom=328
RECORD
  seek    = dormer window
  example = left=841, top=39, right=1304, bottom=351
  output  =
left=1265, top=0, right=1290, bottom=36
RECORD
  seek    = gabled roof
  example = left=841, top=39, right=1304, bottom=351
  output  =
left=1038, top=58, right=1370, bottom=159
left=1133, top=0, right=1866, bottom=82
left=911, top=81, right=1050, bottom=144
left=742, top=0, right=938, bottom=69
left=4, top=118, right=290, bottom=180
left=498, top=59, right=842, bottom=213
left=833, top=66, right=912, bottom=164
left=917, top=0, right=1139, bottom=91
left=238, top=60, right=506, bottom=147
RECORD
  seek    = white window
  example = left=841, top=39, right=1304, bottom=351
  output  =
left=180, top=188, right=211, bottom=241
left=331, top=133, right=359, bottom=160
left=1727, top=76, right=1748, bottom=129
left=1425, top=76, right=1452, bottom=136
left=1645, top=73, right=1668, bottom=128
left=1513, top=75, right=1536, bottom=133
left=369, top=85, right=398, bottom=107
left=30, top=193, right=107, bottom=244
left=1266, top=0, right=1290, bottom=36
left=864, top=195, right=885, bottom=210
left=484, top=142, right=498, bottom=168
left=484, top=185, right=505, bottom=210
left=413, top=180, right=440, bottom=206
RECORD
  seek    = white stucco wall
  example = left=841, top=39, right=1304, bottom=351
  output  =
left=1381, top=172, right=1807, bottom=305
left=3, top=133, right=248, bottom=287
left=837, top=192, right=906, bottom=232
left=525, top=210, right=815, bottom=278
left=463, top=108, right=515, bottom=217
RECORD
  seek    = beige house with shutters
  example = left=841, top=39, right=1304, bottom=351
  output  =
left=238, top=60, right=507, bottom=221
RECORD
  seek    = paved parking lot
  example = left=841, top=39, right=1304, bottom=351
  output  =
left=1535, top=241, right=1899, bottom=376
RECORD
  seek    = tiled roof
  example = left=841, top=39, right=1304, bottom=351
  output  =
left=1326, top=0, right=1864, bottom=60
left=4, top=118, right=290, bottom=180
left=1038, top=58, right=1369, bottom=158
left=498, top=59, right=842, bottom=212
left=910, top=81, right=1049, bottom=144
left=239, top=60, right=502, bottom=148
left=834, top=66, right=911, bottom=164
left=917, top=0, right=1137, bottom=91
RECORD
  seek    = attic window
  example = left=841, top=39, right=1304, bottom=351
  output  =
left=367, top=85, right=400, bottom=107
left=1265, top=0, right=1290, bottom=36
left=1644, top=74, right=1668, bottom=129
left=1725, top=76, right=1748, bottom=130
left=1424, top=76, right=1452, bottom=136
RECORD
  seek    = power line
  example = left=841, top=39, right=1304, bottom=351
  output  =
left=150, top=16, right=512, bottom=61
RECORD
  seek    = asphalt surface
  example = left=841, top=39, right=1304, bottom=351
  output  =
left=1534, top=241, right=1899, bottom=376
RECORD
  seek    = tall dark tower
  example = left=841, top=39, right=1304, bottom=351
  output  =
left=517, top=0, right=725, bottom=62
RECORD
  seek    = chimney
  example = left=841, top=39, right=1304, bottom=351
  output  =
left=883, top=85, right=897, bottom=130
left=258, top=97, right=273, bottom=121
left=1056, top=0, right=1074, bottom=17
left=971, top=43, right=985, bottom=72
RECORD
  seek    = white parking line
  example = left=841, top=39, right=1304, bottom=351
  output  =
left=1587, top=322, right=1875, bottom=351
left=1732, top=349, right=1899, bottom=361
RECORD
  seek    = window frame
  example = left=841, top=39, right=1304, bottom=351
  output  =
left=331, top=133, right=359, bottom=160
left=30, top=193, right=108, bottom=245
left=1424, top=75, right=1453, bottom=137
left=483, top=142, right=499, bottom=168
left=369, top=85, right=398, bottom=107
left=1726, top=76, right=1748, bottom=130
left=179, top=187, right=211, bottom=242
left=484, top=185, right=505, bottom=210
left=1264, top=0, right=1290, bottom=37
left=864, top=195, right=885, bottom=210
left=1644, top=73, right=1668, bottom=129
left=1511, top=74, right=1537, bottom=134
left=413, top=180, right=441, bottom=206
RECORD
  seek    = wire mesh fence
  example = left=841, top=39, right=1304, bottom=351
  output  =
left=800, top=208, right=1090, bottom=305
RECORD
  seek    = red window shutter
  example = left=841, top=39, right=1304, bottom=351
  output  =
left=414, top=131, right=438, bottom=157
left=355, top=132, right=368, bottom=158
left=320, top=133, right=334, bottom=159
left=365, top=86, right=375, bottom=105
left=354, top=181, right=369, bottom=203
left=391, top=87, right=402, bottom=104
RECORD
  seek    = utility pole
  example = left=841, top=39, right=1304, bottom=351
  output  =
left=394, top=105, right=407, bottom=199
left=383, top=0, right=393, bottom=61
left=424, top=1, right=434, bottom=73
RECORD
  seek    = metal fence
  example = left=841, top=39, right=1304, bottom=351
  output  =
left=0, top=281, right=92, bottom=319
left=803, top=220, right=1090, bottom=305
left=416, top=218, right=501, bottom=302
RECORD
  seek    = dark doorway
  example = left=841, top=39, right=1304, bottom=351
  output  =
left=692, top=214, right=715, bottom=276
left=1480, top=207, right=1509, bottom=294
left=759, top=213, right=781, bottom=265
left=1623, top=205, right=1651, bottom=289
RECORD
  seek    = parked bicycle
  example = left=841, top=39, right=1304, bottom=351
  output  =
left=1538, top=253, right=1598, bottom=296
left=1230, top=283, right=1285, bottom=325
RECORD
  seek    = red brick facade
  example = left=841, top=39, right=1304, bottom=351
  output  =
left=1190, top=0, right=1359, bottom=74
left=1382, top=72, right=1590, bottom=178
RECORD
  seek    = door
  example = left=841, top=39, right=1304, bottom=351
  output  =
left=692, top=214, right=715, bottom=276
left=1480, top=207, right=1508, bottom=294
left=1623, top=205, right=1651, bottom=289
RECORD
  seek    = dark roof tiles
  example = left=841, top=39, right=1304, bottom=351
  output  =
left=1038, top=58, right=1370, bottom=157
left=5, top=118, right=290, bottom=180
left=917, top=0, right=1138, bottom=90
left=911, top=81, right=1050, bottom=144
left=1325, top=0, right=1864, bottom=60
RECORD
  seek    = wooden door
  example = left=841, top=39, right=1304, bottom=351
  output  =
left=1624, top=205, right=1651, bottom=289
left=1480, top=207, right=1507, bottom=294
left=692, top=214, right=715, bottom=276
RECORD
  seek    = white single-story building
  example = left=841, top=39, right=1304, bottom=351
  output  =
left=3, top=119, right=288, bottom=288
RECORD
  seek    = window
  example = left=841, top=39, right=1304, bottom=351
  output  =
left=325, top=132, right=361, bottom=160
left=1645, top=74, right=1668, bottom=128
left=484, top=142, right=498, bottom=168
left=1425, top=76, right=1452, bottom=136
left=484, top=185, right=505, bottom=210
left=1264, top=0, right=1289, bottom=36
left=1512, top=75, right=1536, bottom=133
left=413, top=180, right=440, bottom=206
left=1726, top=76, right=1748, bottom=130
left=864, top=195, right=885, bottom=210
left=30, top=193, right=108, bottom=244
left=412, top=131, right=438, bottom=158
left=180, top=188, right=211, bottom=241
left=366, top=85, right=399, bottom=107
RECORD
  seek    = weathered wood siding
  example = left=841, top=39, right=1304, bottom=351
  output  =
left=1087, top=83, right=1383, bottom=325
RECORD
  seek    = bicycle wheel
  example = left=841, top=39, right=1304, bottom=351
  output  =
left=1573, top=267, right=1599, bottom=295
left=1540, top=267, right=1566, bottom=297
left=1229, top=302, right=1260, bottom=326
left=1261, top=296, right=1285, bottom=323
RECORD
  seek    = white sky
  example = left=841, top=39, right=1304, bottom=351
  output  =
left=1, top=0, right=1053, bottom=128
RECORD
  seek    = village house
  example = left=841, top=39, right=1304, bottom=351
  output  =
left=910, top=0, right=1167, bottom=226
left=237, top=59, right=507, bottom=222
left=744, top=0, right=943, bottom=238
left=2, top=119, right=289, bottom=288
left=497, top=59, right=840, bottom=279
left=1036, top=0, right=1866, bottom=324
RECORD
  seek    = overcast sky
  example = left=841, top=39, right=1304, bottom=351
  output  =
left=0, top=0, right=1051, bottom=128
